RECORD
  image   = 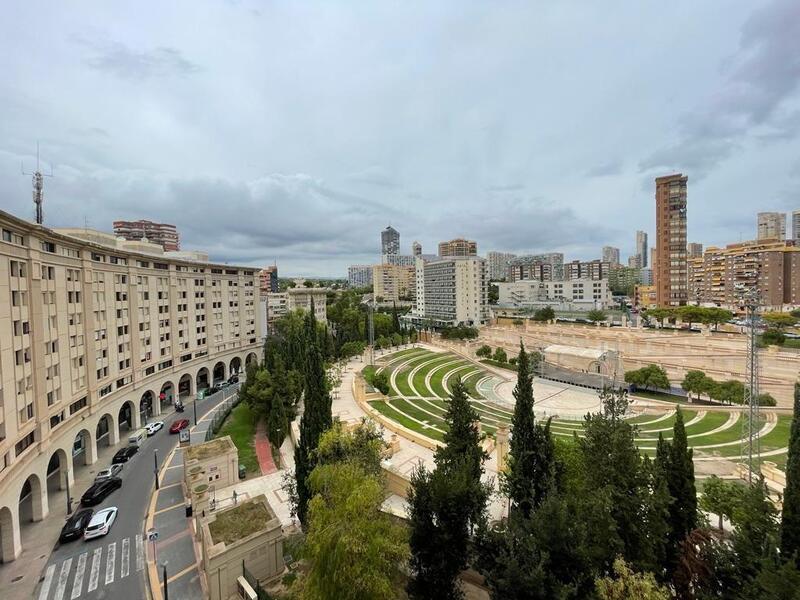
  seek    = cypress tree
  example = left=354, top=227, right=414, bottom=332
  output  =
left=665, top=406, right=697, bottom=568
left=392, top=301, right=401, bottom=333
left=781, top=381, right=800, bottom=560
left=502, top=342, right=556, bottom=518
left=293, top=299, right=333, bottom=528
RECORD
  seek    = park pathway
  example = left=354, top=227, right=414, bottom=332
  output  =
left=254, top=422, right=278, bottom=475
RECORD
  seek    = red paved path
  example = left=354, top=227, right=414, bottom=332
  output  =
left=254, top=421, right=278, bottom=475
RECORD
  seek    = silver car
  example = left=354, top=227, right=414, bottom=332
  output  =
left=94, top=464, right=123, bottom=482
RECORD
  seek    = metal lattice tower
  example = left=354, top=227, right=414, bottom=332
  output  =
left=21, top=142, right=53, bottom=225
left=738, top=285, right=761, bottom=483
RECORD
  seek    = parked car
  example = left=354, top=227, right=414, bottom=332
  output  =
left=208, top=385, right=221, bottom=396
left=81, top=477, right=122, bottom=506
left=219, top=381, right=230, bottom=389
left=228, top=374, right=239, bottom=384
left=83, top=507, right=119, bottom=540
left=169, top=419, right=190, bottom=434
left=112, top=445, right=139, bottom=464
left=94, top=464, right=123, bottom=483
left=145, top=421, right=164, bottom=436
left=59, top=508, right=94, bottom=543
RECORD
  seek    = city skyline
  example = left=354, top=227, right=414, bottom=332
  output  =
left=0, top=1, right=799, bottom=277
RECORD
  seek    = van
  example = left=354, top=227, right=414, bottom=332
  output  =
left=128, top=428, right=147, bottom=447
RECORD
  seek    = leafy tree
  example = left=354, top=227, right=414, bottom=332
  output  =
left=758, top=393, right=777, bottom=407
left=302, top=279, right=314, bottom=287
left=371, top=370, right=391, bottom=395
left=533, top=306, right=555, bottom=322
left=710, top=379, right=746, bottom=405
left=391, top=302, right=401, bottom=333
left=267, top=386, right=287, bottom=448
left=488, top=283, right=499, bottom=305
left=682, top=370, right=712, bottom=402
left=587, top=309, right=608, bottom=323
left=731, top=478, right=779, bottom=583
left=703, top=307, right=734, bottom=330
left=493, top=347, right=508, bottom=363
left=782, top=382, right=800, bottom=562
left=391, top=332, right=403, bottom=347
left=339, top=340, right=366, bottom=360
left=700, top=475, right=745, bottom=531
left=677, top=305, right=705, bottom=328
left=644, top=308, right=674, bottom=326
left=762, top=329, right=786, bottom=346
left=303, top=463, right=408, bottom=599
left=624, top=364, right=670, bottom=392
left=475, top=344, right=492, bottom=358
left=740, top=554, right=800, bottom=600
left=502, top=343, right=557, bottom=518
left=763, top=312, right=798, bottom=330
left=595, top=558, right=670, bottom=600
left=792, top=309, right=800, bottom=319
left=314, top=418, right=385, bottom=476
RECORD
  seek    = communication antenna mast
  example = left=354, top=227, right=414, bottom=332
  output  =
left=21, top=142, right=53, bottom=225
left=737, top=284, right=762, bottom=483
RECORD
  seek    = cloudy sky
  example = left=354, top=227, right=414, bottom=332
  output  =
left=1, top=1, right=799, bottom=276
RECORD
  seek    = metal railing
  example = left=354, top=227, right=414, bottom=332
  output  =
left=204, top=391, right=242, bottom=441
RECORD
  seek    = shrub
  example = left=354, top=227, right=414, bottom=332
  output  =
left=493, top=347, right=508, bottom=363
left=624, top=364, right=670, bottom=392
left=371, top=371, right=391, bottom=395
left=761, top=329, right=785, bottom=346
left=757, top=393, right=777, bottom=407
left=533, top=306, right=555, bottom=322
left=586, top=309, right=608, bottom=323
left=475, top=345, right=492, bottom=359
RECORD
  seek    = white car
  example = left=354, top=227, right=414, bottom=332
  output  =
left=83, top=507, right=118, bottom=540
left=145, top=421, right=164, bottom=436
left=94, top=464, right=123, bottom=482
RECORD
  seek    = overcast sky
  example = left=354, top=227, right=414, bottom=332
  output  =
left=1, top=1, right=799, bottom=276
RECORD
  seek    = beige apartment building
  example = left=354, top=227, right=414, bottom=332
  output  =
left=688, top=239, right=800, bottom=310
left=437, top=238, right=477, bottom=257
left=655, top=174, right=688, bottom=307
left=373, top=264, right=415, bottom=303
left=0, top=209, right=261, bottom=562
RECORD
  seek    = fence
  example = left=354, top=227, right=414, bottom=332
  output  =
left=204, top=391, right=243, bottom=441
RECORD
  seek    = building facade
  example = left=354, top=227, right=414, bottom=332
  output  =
left=608, top=266, right=641, bottom=295
left=0, top=210, right=261, bottom=561
left=381, top=254, right=415, bottom=267
left=687, top=239, right=800, bottom=311
left=635, top=230, right=648, bottom=267
left=655, top=174, right=688, bottom=307
left=258, top=265, right=279, bottom=294
left=347, top=265, right=373, bottom=288
left=287, top=288, right=327, bottom=322
left=372, top=264, right=415, bottom=303
left=793, top=210, right=800, bottom=243
left=564, top=259, right=610, bottom=281
left=485, top=251, right=516, bottom=281
left=687, top=243, right=704, bottom=258
left=497, top=278, right=612, bottom=310
left=412, top=256, right=487, bottom=327
left=633, top=284, right=657, bottom=310
left=412, top=241, right=422, bottom=257
left=506, top=253, right=564, bottom=282
left=437, top=238, right=477, bottom=257
left=112, top=220, right=180, bottom=252
left=381, top=226, right=400, bottom=256
left=757, top=212, right=787, bottom=241
left=602, top=246, right=620, bottom=266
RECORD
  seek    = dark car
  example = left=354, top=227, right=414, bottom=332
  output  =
left=112, top=445, right=139, bottom=464
left=59, top=508, right=94, bottom=543
left=169, top=418, right=190, bottom=434
left=228, top=374, right=239, bottom=384
left=208, top=385, right=221, bottom=396
left=81, top=477, right=122, bottom=506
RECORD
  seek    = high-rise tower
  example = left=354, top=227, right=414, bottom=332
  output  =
left=655, top=174, right=688, bottom=307
left=381, top=226, right=400, bottom=255
left=635, top=230, right=648, bottom=267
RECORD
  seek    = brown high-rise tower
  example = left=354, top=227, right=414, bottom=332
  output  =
left=655, top=174, right=688, bottom=307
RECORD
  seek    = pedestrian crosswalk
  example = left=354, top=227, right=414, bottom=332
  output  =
left=38, top=536, right=145, bottom=600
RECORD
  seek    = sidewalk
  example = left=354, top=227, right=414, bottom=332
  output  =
left=254, top=422, right=278, bottom=475
left=0, top=435, right=130, bottom=600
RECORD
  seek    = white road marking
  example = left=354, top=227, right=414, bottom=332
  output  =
left=53, top=557, right=72, bottom=600
left=38, top=564, right=56, bottom=600
left=88, top=548, right=102, bottom=592
left=135, top=535, right=144, bottom=572
left=105, top=542, right=116, bottom=585
left=71, top=552, right=87, bottom=599
left=120, top=538, right=130, bottom=579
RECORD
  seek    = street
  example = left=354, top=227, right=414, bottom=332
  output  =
left=34, top=386, right=238, bottom=600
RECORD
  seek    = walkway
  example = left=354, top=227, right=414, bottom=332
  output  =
left=254, top=422, right=278, bottom=475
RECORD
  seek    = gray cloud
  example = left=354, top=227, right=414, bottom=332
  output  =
left=73, top=37, right=200, bottom=80
left=641, top=0, right=800, bottom=177
left=585, top=161, right=623, bottom=178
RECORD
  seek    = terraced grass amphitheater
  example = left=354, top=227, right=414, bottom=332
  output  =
left=366, top=346, right=792, bottom=471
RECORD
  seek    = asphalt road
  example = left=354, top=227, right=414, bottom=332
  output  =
left=34, top=386, right=237, bottom=600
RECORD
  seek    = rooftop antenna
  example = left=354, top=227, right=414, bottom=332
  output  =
left=21, top=142, right=53, bottom=225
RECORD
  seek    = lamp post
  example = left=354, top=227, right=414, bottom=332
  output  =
left=65, top=470, right=72, bottom=515
left=154, top=449, right=160, bottom=490
left=193, top=396, right=198, bottom=427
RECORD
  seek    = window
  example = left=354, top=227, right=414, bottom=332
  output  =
left=69, top=397, right=87, bottom=415
left=3, top=228, right=24, bottom=245
left=99, top=384, right=112, bottom=397
left=15, top=431, right=35, bottom=456
left=10, top=260, right=27, bottom=277
left=40, top=241, right=56, bottom=253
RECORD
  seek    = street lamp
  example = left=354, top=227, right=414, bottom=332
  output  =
left=154, top=449, right=160, bottom=490
left=193, top=396, right=198, bottom=426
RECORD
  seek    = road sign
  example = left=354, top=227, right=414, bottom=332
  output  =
left=179, top=428, right=190, bottom=444
left=148, top=529, right=159, bottom=542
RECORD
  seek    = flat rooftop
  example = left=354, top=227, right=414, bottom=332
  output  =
left=208, top=500, right=273, bottom=546
left=185, top=436, right=236, bottom=461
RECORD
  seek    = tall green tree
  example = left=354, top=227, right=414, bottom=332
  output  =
left=700, top=475, right=745, bottom=531
left=781, top=381, right=800, bottom=561
left=293, top=301, right=333, bottom=528
left=732, top=478, right=780, bottom=585
left=667, top=406, right=697, bottom=545
left=407, top=380, right=490, bottom=599
left=503, top=343, right=558, bottom=518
